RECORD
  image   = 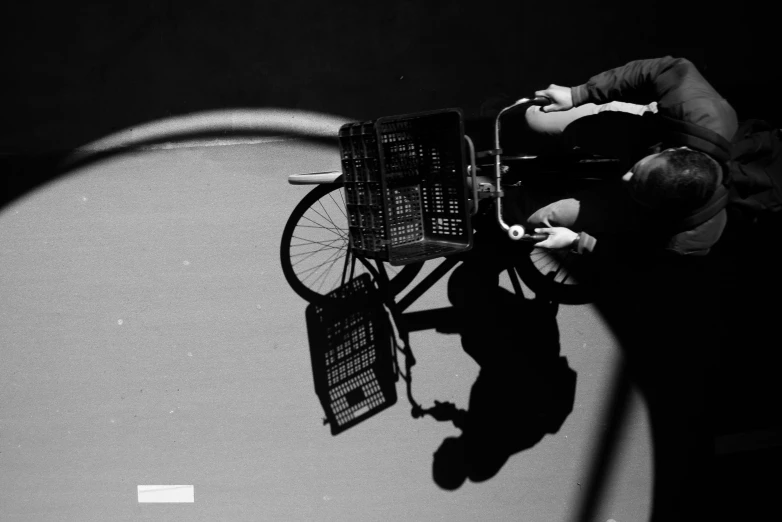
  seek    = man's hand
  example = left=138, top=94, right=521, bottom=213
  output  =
left=534, top=227, right=579, bottom=250
left=534, top=84, right=574, bottom=113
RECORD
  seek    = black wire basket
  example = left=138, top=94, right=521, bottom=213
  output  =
left=339, top=109, right=473, bottom=265
left=305, top=274, right=398, bottom=435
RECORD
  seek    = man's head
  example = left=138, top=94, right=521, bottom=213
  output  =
left=622, top=146, right=721, bottom=214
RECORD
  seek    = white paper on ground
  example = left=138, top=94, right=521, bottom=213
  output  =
left=137, top=485, right=195, bottom=503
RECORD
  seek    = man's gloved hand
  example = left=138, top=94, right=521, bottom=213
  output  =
left=534, top=84, right=574, bottom=113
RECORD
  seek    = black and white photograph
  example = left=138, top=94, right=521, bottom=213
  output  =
left=1, top=1, right=780, bottom=520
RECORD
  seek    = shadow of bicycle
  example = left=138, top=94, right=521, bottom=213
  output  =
left=430, top=259, right=577, bottom=490
left=300, top=213, right=579, bottom=487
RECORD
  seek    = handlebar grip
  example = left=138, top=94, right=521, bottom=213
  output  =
left=529, top=96, right=551, bottom=107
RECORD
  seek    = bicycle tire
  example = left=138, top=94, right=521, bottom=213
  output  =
left=514, top=245, right=598, bottom=305
left=280, top=183, right=424, bottom=305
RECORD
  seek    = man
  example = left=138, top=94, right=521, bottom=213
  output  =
left=517, top=57, right=740, bottom=521
left=524, top=56, right=738, bottom=258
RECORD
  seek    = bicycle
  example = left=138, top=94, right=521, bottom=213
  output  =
left=280, top=97, right=621, bottom=308
left=280, top=98, right=622, bottom=434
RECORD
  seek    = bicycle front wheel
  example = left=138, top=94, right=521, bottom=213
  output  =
left=280, top=183, right=424, bottom=305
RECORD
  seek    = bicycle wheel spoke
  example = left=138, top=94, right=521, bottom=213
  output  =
left=533, top=252, right=560, bottom=274
left=289, top=241, right=346, bottom=268
left=338, top=187, right=346, bottom=210
left=283, top=184, right=420, bottom=303
left=551, top=261, right=568, bottom=283
left=530, top=249, right=553, bottom=262
left=327, top=190, right=348, bottom=220
left=302, top=204, right=345, bottom=234
left=290, top=245, right=347, bottom=274
left=297, top=242, right=365, bottom=287
left=316, top=197, right=343, bottom=233
left=544, top=249, right=564, bottom=278
left=289, top=235, right=345, bottom=251
left=296, top=244, right=348, bottom=280
left=299, top=213, right=348, bottom=240
left=289, top=245, right=345, bottom=257
left=290, top=188, right=356, bottom=295
left=311, top=255, right=345, bottom=293
left=294, top=223, right=346, bottom=232
left=556, top=250, right=582, bottom=285
left=310, top=250, right=367, bottom=294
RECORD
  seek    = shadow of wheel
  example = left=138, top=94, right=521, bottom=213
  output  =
left=514, top=246, right=597, bottom=305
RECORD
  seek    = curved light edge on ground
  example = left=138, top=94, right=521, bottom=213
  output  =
left=64, top=107, right=353, bottom=165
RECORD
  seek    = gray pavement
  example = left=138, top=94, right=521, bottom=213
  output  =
left=1, top=140, right=650, bottom=521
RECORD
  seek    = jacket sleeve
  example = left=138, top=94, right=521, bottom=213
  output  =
left=571, top=56, right=709, bottom=107
left=570, top=56, right=738, bottom=141
left=574, top=231, right=597, bottom=254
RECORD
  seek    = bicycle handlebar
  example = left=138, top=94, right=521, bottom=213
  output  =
left=507, top=225, right=547, bottom=243
left=513, top=96, right=552, bottom=107
left=494, top=96, right=551, bottom=241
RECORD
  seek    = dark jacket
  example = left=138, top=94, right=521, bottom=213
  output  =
left=569, top=56, right=739, bottom=256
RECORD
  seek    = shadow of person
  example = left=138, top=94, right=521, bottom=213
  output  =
left=431, top=258, right=577, bottom=490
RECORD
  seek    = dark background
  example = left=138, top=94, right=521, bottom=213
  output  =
left=1, top=0, right=778, bottom=155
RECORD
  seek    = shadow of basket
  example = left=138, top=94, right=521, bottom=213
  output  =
left=305, top=274, right=399, bottom=435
